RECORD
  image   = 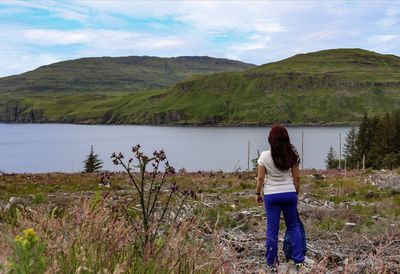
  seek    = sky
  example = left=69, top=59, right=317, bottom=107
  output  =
left=0, top=0, right=399, bottom=77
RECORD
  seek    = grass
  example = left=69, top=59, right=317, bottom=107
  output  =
left=305, top=175, right=400, bottom=204
left=0, top=172, right=130, bottom=200
left=0, top=169, right=399, bottom=272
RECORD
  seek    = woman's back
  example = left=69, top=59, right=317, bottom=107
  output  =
left=258, top=150, right=296, bottom=195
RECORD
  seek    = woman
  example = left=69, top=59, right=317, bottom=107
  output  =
left=255, top=124, right=304, bottom=272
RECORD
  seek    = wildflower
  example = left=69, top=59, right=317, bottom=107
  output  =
left=9, top=228, right=46, bottom=273
left=132, top=144, right=141, bottom=153
left=171, top=182, right=178, bottom=193
left=165, top=161, right=176, bottom=174
left=15, top=228, right=39, bottom=248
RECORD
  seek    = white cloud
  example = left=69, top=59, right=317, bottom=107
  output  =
left=378, top=6, right=400, bottom=28
left=1, top=1, right=400, bottom=76
left=370, top=34, right=397, bottom=43
left=72, top=0, right=290, bottom=34
left=366, top=34, right=399, bottom=53
left=23, top=29, right=92, bottom=45
left=4, top=27, right=188, bottom=49
left=229, top=36, right=271, bottom=52
left=3, top=0, right=89, bottom=22
left=385, top=6, right=400, bottom=17
left=0, top=26, right=199, bottom=76
left=0, top=49, right=61, bottom=77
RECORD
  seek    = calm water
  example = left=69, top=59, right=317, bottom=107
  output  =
left=0, top=124, right=351, bottom=173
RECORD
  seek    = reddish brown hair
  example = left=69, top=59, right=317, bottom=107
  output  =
left=268, top=124, right=300, bottom=171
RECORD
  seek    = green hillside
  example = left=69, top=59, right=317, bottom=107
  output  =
left=0, top=56, right=255, bottom=94
left=1, top=49, right=400, bottom=125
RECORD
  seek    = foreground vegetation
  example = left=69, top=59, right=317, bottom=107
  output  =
left=0, top=168, right=399, bottom=273
left=1, top=49, right=400, bottom=125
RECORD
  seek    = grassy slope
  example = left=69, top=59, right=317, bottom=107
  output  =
left=0, top=56, right=255, bottom=93
left=130, top=48, right=400, bottom=125
left=1, top=49, right=400, bottom=125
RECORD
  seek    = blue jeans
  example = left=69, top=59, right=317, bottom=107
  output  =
left=264, top=192, right=304, bottom=266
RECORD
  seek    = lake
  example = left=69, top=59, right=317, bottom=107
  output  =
left=0, top=123, right=351, bottom=173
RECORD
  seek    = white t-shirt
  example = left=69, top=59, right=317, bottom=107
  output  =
left=257, top=150, right=296, bottom=195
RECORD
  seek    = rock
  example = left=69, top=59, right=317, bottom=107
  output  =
left=9, top=196, right=23, bottom=205
left=0, top=99, right=48, bottom=123
left=4, top=196, right=24, bottom=211
left=148, top=110, right=186, bottom=124
left=367, top=171, right=400, bottom=190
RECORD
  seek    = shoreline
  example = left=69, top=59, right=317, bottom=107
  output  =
left=0, top=121, right=357, bottom=128
left=0, top=169, right=360, bottom=176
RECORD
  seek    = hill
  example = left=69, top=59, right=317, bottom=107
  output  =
left=120, top=48, right=400, bottom=125
left=0, top=56, right=255, bottom=94
left=1, top=48, right=400, bottom=124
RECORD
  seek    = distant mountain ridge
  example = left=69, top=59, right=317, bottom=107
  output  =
left=1, top=48, right=400, bottom=125
left=148, top=48, right=400, bottom=125
left=0, top=55, right=255, bottom=93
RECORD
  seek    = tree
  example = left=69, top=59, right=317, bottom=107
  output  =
left=355, top=112, right=370, bottom=162
left=349, top=110, right=400, bottom=170
left=325, top=146, right=338, bottom=169
left=83, top=145, right=103, bottom=172
left=343, top=127, right=357, bottom=168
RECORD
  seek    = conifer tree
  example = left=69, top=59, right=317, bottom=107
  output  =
left=355, top=112, right=370, bottom=162
left=325, top=146, right=338, bottom=169
left=83, top=145, right=103, bottom=173
left=343, top=110, right=400, bottom=170
left=343, top=127, right=357, bottom=168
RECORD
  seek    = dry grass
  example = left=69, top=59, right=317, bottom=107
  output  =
left=0, top=194, right=237, bottom=273
left=0, top=170, right=399, bottom=273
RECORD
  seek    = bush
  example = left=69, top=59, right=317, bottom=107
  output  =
left=32, top=193, right=46, bottom=204
left=7, top=228, right=47, bottom=274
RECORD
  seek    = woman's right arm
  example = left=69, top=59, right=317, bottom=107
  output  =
left=291, top=165, right=301, bottom=194
left=255, top=165, right=266, bottom=203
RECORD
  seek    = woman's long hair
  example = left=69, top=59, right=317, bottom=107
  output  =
left=268, top=124, right=300, bottom=171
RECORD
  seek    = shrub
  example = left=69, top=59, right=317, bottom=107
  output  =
left=32, top=193, right=46, bottom=204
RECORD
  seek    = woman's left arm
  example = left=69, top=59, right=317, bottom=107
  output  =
left=255, top=165, right=266, bottom=203
left=291, top=165, right=301, bottom=194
